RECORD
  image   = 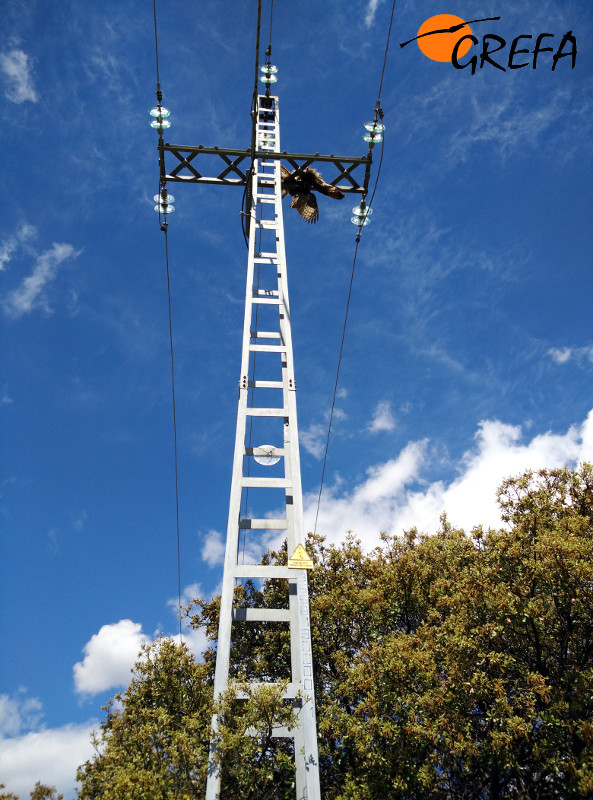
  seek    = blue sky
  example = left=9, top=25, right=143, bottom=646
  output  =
left=1, top=0, right=592, bottom=795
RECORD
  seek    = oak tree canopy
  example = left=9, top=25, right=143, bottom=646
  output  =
left=71, top=464, right=593, bottom=799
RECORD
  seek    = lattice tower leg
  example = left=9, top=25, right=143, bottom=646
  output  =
left=205, top=94, right=321, bottom=800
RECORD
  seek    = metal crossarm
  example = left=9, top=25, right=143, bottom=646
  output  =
left=204, top=94, right=321, bottom=800
left=161, top=143, right=371, bottom=192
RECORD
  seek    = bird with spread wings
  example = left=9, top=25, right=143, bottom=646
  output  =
left=280, top=165, right=345, bottom=223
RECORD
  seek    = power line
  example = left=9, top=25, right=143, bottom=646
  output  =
left=267, top=0, right=275, bottom=57
left=152, top=0, right=161, bottom=90
left=152, top=0, right=183, bottom=640
left=313, top=0, right=396, bottom=534
left=163, top=226, right=183, bottom=640
left=313, top=237, right=362, bottom=535
left=375, top=0, right=397, bottom=111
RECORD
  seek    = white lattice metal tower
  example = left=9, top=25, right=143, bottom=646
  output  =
left=154, top=51, right=371, bottom=797
left=205, top=92, right=321, bottom=800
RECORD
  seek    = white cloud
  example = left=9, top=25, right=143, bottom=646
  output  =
left=201, top=529, right=226, bottom=567
left=2, top=242, right=80, bottom=318
left=71, top=510, right=88, bottom=533
left=305, top=438, right=427, bottom=542
left=548, top=345, right=593, bottom=366
left=0, top=223, right=37, bottom=271
left=166, top=583, right=211, bottom=659
left=306, top=410, right=593, bottom=546
left=0, top=49, right=38, bottom=103
left=367, top=400, right=396, bottom=433
left=0, top=386, right=13, bottom=406
left=0, top=691, right=43, bottom=738
left=200, top=526, right=275, bottom=574
left=548, top=346, right=573, bottom=364
left=73, top=620, right=150, bottom=696
left=169, top=627, right=209, bottom=661
left=167, top=582, right=205, bottom=629
left=301, top=409, right=346, bottom=460
left=365, top=0, right=384, bottom=28
left=300, top=421, right=328, bottom=459
left=169, top=581, right=203, bottom=611
left=0, top=722, right=96, bottom=800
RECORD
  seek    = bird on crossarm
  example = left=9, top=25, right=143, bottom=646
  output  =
left=281, top=165, right=345, bottom=223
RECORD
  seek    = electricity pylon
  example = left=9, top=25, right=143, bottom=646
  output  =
left=153, top=70, right=373, bottom=800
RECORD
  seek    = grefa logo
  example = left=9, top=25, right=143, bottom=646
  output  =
left=400, top=14, right=577, bottom=73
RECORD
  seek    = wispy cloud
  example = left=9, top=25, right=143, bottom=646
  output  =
left=548, top=345, right=593, bottom=366
left=450, top=89, right=569, bottom=162
left=169, top=582, right=204, bottom=610
left=365, top=0, right=385, bottom=28
left=2, top=242, right=80, bottom=319
left=201, top=529, right=226, bottom=567
left=367, top=399, right=396, bottom=433
left=300, top=421, right=329, bottom=459
left=71, top=510, right=88, bottom=533
left=0, top=224, right=37, bottom=271
left=0, top=691, right=43, bottom=738
left=0, top=386, right=13, bottom=406
left=301, top=408, right=347, bottom=459
left=306, top=409, right=593, bottom=545
left=367, top=213, right=517, bottom=374
left=0, top=49, right=38, bottom=103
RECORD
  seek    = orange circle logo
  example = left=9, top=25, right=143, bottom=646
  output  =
left=416, top=14, right=474, bottom=62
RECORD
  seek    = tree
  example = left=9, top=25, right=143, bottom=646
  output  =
left=0, top=785, right=64, bottom=800
left=77, top=465, right=593, bottom=798
left=76, top=638, right=211, bottom=798
left=30, top=787, right=64, bottom=800
left=75, top=637, right=297, bottom=800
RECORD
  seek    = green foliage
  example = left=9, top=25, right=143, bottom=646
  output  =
left=211, top=682, right=299, bottom=800
left=77, top=465, right=593, bottom=799
left=29, top=786, right=64, bottom=800
left=76, top=638, right=212, bottom=799
left=0, top=784, right=63, bottom=800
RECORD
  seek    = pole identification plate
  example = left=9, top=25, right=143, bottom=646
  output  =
left=287, top=544, right=314, bottom=569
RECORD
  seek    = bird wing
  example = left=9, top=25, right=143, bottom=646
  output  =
left=290, top=192, right=319, bottom=224
left=311, top=169, right=345, bottom=200
left=280, top=165, right=291, bottom=198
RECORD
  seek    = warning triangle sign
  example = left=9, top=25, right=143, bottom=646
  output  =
left=287, top=543, right=314, bottom=569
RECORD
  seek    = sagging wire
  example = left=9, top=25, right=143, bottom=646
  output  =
left=163, top=226, right=183, bottom=642
left=152, top=0, right=183, bottom=640
left=313, top=0, right=397, bottom=535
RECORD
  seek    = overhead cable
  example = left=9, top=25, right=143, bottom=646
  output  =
left=152, top=0, right=183, bottom=639
left=313, top=0, right=397, bottom=534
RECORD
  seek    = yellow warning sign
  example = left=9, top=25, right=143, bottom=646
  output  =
left=287, top=543, right=314, bottom=569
